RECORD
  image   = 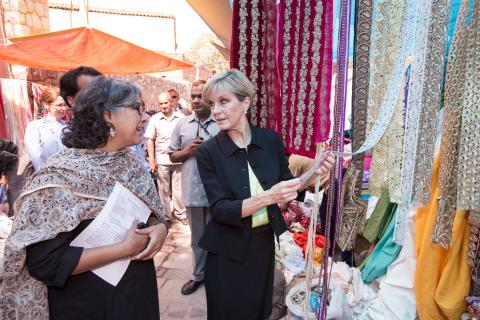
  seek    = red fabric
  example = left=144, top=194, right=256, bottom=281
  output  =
left=0, top=84, right=9, bottom=139
left=230, top=0, right=333, bottom=157
left=293, top=231, right=326, bottom=254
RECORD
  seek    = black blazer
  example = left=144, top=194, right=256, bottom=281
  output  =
left=196, top=126, right=304, bottom=262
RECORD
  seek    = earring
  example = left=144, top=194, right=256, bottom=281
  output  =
left=244, top=110, right=248, bottom=114
left=109, top=126, right=116, bottom=138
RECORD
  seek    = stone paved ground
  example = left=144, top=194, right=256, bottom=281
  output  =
left=155, top=221, right=207, bottom=320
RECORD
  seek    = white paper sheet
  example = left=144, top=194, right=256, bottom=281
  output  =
left=70, top=182, right=151, bottom=286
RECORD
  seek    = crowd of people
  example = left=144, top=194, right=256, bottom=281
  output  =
left=0, top=66, right=334, bottom=320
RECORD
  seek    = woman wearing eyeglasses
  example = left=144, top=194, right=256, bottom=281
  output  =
left=23, top=87, right=67, bottom=171
left=2, top=77, right=168, bottom=320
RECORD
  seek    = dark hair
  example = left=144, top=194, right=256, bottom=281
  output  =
left=59, top=66, right=102, bottom=108
left=192, top=80, right=206, bottom=88
left=62, top=76, right=142, bottom=149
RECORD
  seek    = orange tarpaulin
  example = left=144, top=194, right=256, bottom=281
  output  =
left=0, top=27, right=193, bottom=74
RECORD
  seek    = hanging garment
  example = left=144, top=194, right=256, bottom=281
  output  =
left=456, top=0, right=480, bottom=212
left=230, top=0, right=333, bottom=157
left=337, top=165, right=367, bottom=251
left=0, top=79, right=32, bottom=159
left=434, top=0, right=470, bottom=248
left=415, top=155, right=471, bottom=320
left=395, top=0, right=451, bottom=245
left=340, top=0, right=373, bottom=251
left=366, top=0, right=404, bottom=197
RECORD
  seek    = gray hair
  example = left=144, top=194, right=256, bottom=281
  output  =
left=74, top=76, right=143, bottom=114
left=63, top=76, right=143, bottom=149
left=202, top=69, right=255, bottom=104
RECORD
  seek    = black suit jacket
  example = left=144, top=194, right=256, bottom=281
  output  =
left=196, top=126, right=304, bottom=262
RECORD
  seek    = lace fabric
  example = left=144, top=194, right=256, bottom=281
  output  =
left=457, top=0, right=480, bottom=211
left=433, top=0, right=469, bottom=247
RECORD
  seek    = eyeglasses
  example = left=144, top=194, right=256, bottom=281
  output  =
left=159, top=101, right=169, bottom=105
left=52, top=103, right=67, bottom=108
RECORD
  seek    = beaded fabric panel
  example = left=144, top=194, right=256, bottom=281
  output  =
left=277, top=0, right=333, bottom=157
left=341, top=0, right=372, bottom=241
left=337, top=165, right=368, bottom=251
left=366, top=0, right=405, bottom=197
left=230, top=0, right=333, bottom=158
left=433, top=0, right=469, bottom=248
left=457, top=0, right=480, bottom=211
left=231, top=0, right=276, bottom=130
left=350, top=0, right=373, bottom=196
left=412, top=0, right=452, bottom=206
left=394, top=0, right=432, bottom=244
left=467, top=211, right=480, bottom=283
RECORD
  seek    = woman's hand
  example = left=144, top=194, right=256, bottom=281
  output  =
left=121, top=220, right=149, bottom=258
left=268, top=178, right=302, bottom=207
left=132, top=223, right=168, bottom=260
left=313, top=151, right=335, bottom=179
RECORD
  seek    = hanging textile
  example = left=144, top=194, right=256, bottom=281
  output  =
left=412, top=0, right=452, bottom=205
left=0, top=79, right=32, bottom=158
left=433, top=0, right=469, bottom=248
left=337, top=165, right=367, bottom=251
left=468, top=211, right=480, bottom=284
left=395, top=0, right=451, bottom=244
left=230, top=0, right=278, bottom=130
left=31, top=82, right=45, bottom=120
left=366, top=0, right=404, bottom=197
left=415, top=155, right=470, bottom=320
left=0, top=85, right=8, bottom=139
left=230, top=0, right=333, bottom=157
left=340, top=0, right=372, bottom=240
left=336, top=0, right=414, bottom=159
left=456, top=0, right=480, bottom=211
left=369, top=76, right=407, bottom=201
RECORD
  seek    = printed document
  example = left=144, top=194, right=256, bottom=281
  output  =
left=71, top=182, right=151, bottom=286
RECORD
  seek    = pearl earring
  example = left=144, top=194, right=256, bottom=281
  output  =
left=109, top=126, right=116, bottom=138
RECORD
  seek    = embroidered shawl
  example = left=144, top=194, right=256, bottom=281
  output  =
left=0, top=148, right=165, bottom=320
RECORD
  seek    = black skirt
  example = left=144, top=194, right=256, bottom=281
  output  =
left=205, top=225, right=274, bottom=320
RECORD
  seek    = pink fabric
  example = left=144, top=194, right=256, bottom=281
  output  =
left=0, top=79, right=33, bottom=157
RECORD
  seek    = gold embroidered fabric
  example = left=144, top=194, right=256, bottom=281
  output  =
left=337, top=166, right=368, bottom=251
left=366, top=0, right=404, bottom=197
left=467, top=211, right=480, bottom=283
left=412, top=0, right=452, bottom=206
left=456, top=0, right=480, bottom=212
left=433, top=0, right=469, bottom=247
left=350, top=0, right=372, bottom=196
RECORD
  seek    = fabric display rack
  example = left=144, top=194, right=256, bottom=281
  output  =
left=231, top=0, right=479, bottom=319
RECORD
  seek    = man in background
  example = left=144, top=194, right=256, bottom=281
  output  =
left=146, top=92, right=186, bottom=223
left=169, top=80, right=219, bottom=295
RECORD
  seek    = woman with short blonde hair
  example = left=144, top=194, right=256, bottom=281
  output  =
left=196, top=69, right=335, bottom=319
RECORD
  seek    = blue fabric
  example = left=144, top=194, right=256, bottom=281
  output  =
left=361, top=210, right=402, bottom=284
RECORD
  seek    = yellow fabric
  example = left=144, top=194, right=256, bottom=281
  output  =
left=248, top=162, right=269, bottom=227
left=415, top=155, right=470, bottom=320
left=0, top=27, right=192, bottom=74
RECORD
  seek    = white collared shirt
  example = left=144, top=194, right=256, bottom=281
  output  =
left=144, top=111, right=184, bottom=165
